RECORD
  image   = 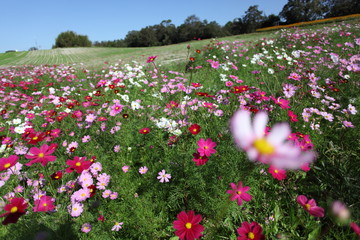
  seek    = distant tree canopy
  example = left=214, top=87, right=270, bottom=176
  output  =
left=53, top=31, right=92, bottom=48
left=324, top=0, right=360, bottom=17
left=279, top=0, right=359, bottom=24
left=77, top=1, right=360, bottom=48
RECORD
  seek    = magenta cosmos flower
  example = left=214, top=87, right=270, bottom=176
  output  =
left=33, top=195, right=55, bottom=212
left=237, top=221, right=265, bottom=240
left=230, top=109, right=315, bottom=169
left=173, top=210, right=204, bottom=240
left=197, top=138, right=217, bottom=157
left=25, top=143, right=57, bottom=167
left=268, top=165, right=286, bottom=180
left=147, top=56, right=157, bottom=63
left=226, top=181, right=252, bottom=206
left=0, top=155, right=19, bottom=172
left=297, top=195, right=324, bottom=217
left=66, top=156, right=92, bottom=174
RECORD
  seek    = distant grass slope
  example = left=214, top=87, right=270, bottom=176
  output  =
left=0, top=31, right=277, bottom=68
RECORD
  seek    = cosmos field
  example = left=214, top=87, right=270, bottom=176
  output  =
left=0, top=21, right=359, bottom=239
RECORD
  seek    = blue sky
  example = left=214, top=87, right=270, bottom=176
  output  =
left=0, top=0, right=288, bottom=53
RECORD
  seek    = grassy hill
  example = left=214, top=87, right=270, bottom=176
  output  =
left=0, top=32, right=275, bottom=68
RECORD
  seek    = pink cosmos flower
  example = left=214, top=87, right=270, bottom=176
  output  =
left=0, top=155, right=19, bottom=172
left=66, top=156, right=92, bottom=174
left=81, top=223, right=92, bottom=233
left=25, top=143, right=57, bottom=167
left=226, top=181, right=252, bottom=206
left=268, top=165, right=286, bottom=180
left=230, top=110, right=315, bottom=169
left=197, top=138, right=217, bottom=157
left=331, top=201, right=350, bottom=221
left=68, top=202, right=84, bottom=217
left=271, top=96, right=291, bottom=109
left=147, top=56, right=157, bottom=63
left=112, top=221, right=124, bottom=231
left=287, top=110, right=298, bottom=122
left=236, top=221, right=265, bottom=240
left=350, top=222, right=360, bottom=238
left=297, top=195, right=324, bottom=217
left=33, top=195, right=55, bottom=212
left=122, top=166, right=130, bottom=173
left=288, top=72, right=302, bottom=81
left=139, top=166, right=148, bottom=174
left=157, top=169, right=171, bottom=183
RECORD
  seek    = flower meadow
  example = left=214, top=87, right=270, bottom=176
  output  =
left=0, top=21, right=359, bottom=239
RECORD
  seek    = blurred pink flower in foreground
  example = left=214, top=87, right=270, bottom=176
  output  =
left=230, top=110, right=315, bottom=169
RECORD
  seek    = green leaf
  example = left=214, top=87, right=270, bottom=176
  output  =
left=307, top=225, right=321, bottom=240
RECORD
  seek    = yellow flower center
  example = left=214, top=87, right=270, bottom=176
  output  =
left=38, top=153, right=44, bottom=158
left=76, top=162, right=81, bottom=166
left=248, top=232, right=255, bottom=239
left=43, top=203, right=47, bottom=207
left=32, top=136, right=38, bottom=140
left=10, top=206, right=18, bottom=213
left=185, top=222, right=192, bottom=229
left=274, top=169, right=279, bottom=174
left=237, top=191, right=242, bottom=195
left=4, top=163, right=11, bottom=169
left=305, top=204, right=311, bottom=210
left=253, top=138, right=274, bottom=155
left=204, top=146, right=208, bottom=149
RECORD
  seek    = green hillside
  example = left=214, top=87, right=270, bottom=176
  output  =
left=0, top=32, right=274, bottom=68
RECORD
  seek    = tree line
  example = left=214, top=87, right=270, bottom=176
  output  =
left=53, top=0, right=359, bottom=48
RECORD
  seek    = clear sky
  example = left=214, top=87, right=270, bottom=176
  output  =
left=0, top=0, right=288, bottom=53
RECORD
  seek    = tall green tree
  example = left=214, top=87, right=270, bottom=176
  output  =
left=242, top=5, right=265, bottom=33
left=280, top=0, right=327, bottom=24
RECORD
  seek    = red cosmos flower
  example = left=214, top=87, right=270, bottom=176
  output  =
left=231, top=85, right=249, bottom=94
left=188, top=124, right=201, bottom=135
left=25, top=131, right=45, bottom=145
left=191, top=83, right=202, bottom=88
left=0, top=197, right=28, bottom=225
left=0, top=155, right=18, bottom=172
left=166, top=101, right=179, bottom=109
left=287, top=110, right=298, bottom=122
left=139, top=128, right=151, bottom=134
left=66, top=156, right=92, bottom=174
left=33, top=196, right=55, bottom=212
left=189, top=57, right=195, bottom=62
left=147, top=56, right=157, bottom=63
left=297, top=195, right=324, bottom=217
left=25, top=143, right=57, bottom=167
left=197, top=138, right=216, bottom=157
left=192, top=152, right=209, bottom=166
left=268, top=165, right=287, bottom=180
left=173, top=210, right=204, bottom=240
left=236, top=221, right=265, bottom=240
left=51, top=171, right=63, bottom=180
left=88, top=185, right=96, bottom=197
left=226, top=181, right=252, bottom=206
